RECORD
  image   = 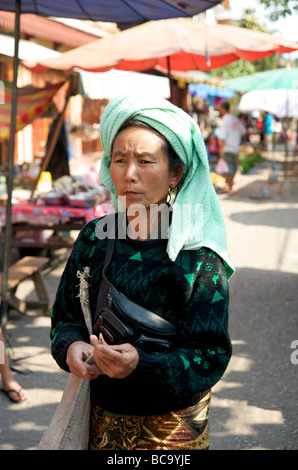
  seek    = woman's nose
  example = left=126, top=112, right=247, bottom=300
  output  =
left=124, top=162, right=138, bottom=182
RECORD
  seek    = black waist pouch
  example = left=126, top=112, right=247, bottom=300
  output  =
left=93, top=233, right=177, bottom=354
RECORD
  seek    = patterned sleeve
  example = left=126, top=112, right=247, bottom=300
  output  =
left=50, top=222, right=96, bottom=371
left=131, top=249, right=232, bottom=404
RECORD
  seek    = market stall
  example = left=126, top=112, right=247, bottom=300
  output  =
left=0, top=173, right=113, bottom=255
left=0, top=74, right=116, bottom=258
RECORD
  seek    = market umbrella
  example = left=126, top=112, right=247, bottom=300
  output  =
left=24, top=19, right=298, bottom=75
left=225, top=67, right=298, bottom=157
left=0, top=0, right=223, bottom=22
left=238, top=89, right=298, bottom=118
left=224, top=67, right=298, bottom=92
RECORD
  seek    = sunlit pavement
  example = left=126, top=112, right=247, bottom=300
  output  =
left=211, top=152, right=298, bottom=450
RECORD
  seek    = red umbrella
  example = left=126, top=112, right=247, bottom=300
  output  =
left=24, top=18, right=298, bottom=74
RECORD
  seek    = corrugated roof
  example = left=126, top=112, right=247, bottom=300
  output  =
left=0, top=11, right=100, bottom=47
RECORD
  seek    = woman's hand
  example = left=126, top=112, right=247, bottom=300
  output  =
left=66, top=341, right=102, bottom=380
left=90, top=335, right=139, bottom=379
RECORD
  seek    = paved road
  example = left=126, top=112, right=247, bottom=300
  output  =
left=1, top=158, right=297, bottom=450
left=211, top=162, right=298, bottom=450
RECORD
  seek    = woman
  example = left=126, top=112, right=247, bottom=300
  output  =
left=0, top=327, right=27, bottom=403
left=51, top=93, right=234, bottom=450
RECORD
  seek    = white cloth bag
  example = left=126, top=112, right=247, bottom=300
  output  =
left=215, top=157, right=230, bottom=175
left=38, top=268, right=93, bottom=450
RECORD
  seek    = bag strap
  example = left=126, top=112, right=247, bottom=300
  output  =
left=103, top=236, right=115, bottom=277
left=102, top=213, right=120, bottom=277
left=94, top=213, right=178, bottom=338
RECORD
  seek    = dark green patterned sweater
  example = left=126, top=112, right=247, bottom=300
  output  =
left=51, top=216, right=232, bottom=415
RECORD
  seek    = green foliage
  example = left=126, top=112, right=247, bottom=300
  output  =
left=257, top=0, right=298, bottom=20
left=239, top=152, right=264, bottom=174
left=211, top=60, right=255, bottom=80
left=239, top=8, right=268, bottom=31
left=211, top=54, right=280, bottom=81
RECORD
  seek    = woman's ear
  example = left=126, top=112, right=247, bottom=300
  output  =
left=170, top=164, right=184, bottom=189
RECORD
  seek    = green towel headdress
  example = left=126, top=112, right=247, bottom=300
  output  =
left=99, top=93, right=234, bottom=278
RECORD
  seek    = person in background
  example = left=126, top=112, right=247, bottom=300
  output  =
left=218, top=102, right=246, bottom=194
left=239, top=114, right=249, bottom=143
left=45, top=119, right=70, bottom=181
left=206, top=133, right=219, bottom=163
left=264, top=112, right=275, bottom=152
left=0, top=327, right=27, bottom=403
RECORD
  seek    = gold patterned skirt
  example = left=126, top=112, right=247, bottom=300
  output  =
left=89, top=392, right=211, bottom=451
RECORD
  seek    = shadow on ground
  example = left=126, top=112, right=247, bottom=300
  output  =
left=230, top=208, right=298, bottom=229
left=210, top=267, right=298, bottom=450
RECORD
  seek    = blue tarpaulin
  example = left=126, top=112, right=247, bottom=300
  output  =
left=0, top=1, right=222, bottom=23
left=189, top=83, right=236, bottom=100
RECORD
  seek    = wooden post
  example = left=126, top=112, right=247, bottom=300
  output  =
left=30, top=78, right=73, bottom=198
left=0, top=0, right=21, bottom=326
left=167, top=56, right=174, bottom=104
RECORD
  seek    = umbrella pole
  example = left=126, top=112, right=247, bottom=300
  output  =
left=284, top=90, right=289, bottom=179
left=167, top=56, right=174, bottom=103
left=0, top=0, right=21, bottom=326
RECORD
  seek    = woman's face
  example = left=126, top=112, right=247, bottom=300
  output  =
left=110, top=126, right=181, bottom=211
